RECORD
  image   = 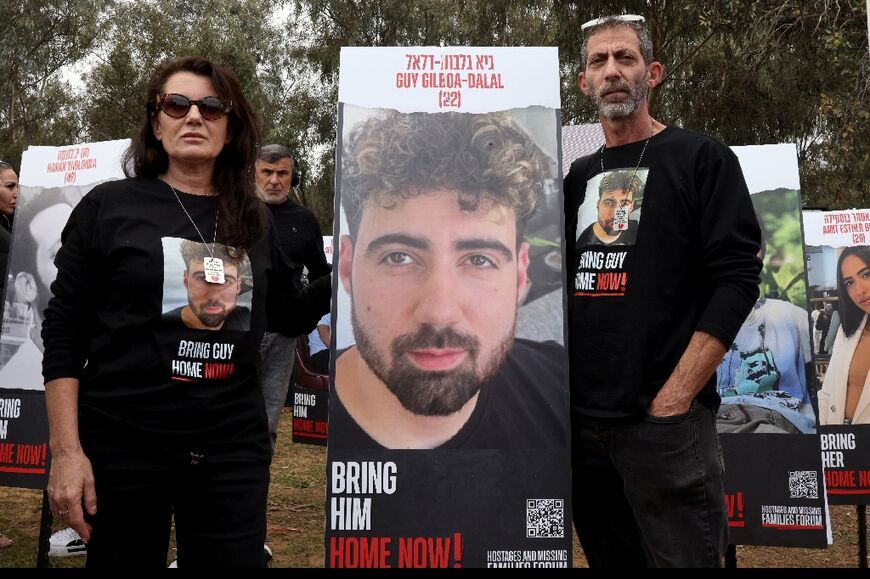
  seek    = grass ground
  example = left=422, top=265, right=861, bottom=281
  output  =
left=1, top=408, right=867, bottom=568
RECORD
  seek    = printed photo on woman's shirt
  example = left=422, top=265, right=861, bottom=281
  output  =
left=160, top=237, right=253, bottom=332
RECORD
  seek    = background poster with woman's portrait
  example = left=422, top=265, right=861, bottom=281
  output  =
left=326, top=47, right=571, bottom=569
left=803, top=208, right=870, bottom=505
left=0, top=139, right=128, bottom=489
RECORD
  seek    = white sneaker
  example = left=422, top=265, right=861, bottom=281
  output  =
left=168, top=559, right=178, bottom=568
left=49, top=527, right=86, bottom=557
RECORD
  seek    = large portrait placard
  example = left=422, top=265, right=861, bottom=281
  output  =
left=715, top=145, right=827, bottom=547
left=0, top=140, right=128, bottom=489
left=803, top=208, right=870, bottom=504
left=326, top=47, right=571, bottom=569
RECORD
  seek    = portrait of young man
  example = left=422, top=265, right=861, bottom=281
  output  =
left=575, top=168, right=645, bottom=247
left=161, top=238, right=252, bottom=332
left=330, top=107, right=568, bottom=451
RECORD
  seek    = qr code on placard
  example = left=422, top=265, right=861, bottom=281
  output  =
left=789, top=470, right=818, bottom=499
left=526, top=499, right=564, bottom=538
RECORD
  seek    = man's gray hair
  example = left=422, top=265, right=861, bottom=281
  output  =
left=580, top=16, right=654, bottom=69
left=257, top=144, right=294, bottom=164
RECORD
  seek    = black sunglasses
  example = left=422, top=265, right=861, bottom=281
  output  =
left=155, top=93, right=232, bottom=121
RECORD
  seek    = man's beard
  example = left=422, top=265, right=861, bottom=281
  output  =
left=351, top=312, right=514, bottom=417
left=194, top=300, right=229, bottom=328
left=589, top=70, right=649, bottom=119
left=256, top=186, right=289, bottom=204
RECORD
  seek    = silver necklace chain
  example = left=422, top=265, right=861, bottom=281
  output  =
left=166, top=182, right=219, bottom=255
left=599, top=124, right=654, bottom=191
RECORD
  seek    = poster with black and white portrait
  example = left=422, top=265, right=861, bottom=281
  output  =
left=0, top=139, right=128, bottom=489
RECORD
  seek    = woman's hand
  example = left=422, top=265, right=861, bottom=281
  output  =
left=45, top=377, right=93, bottom=540
left=47, top=448, right=96, bottom=542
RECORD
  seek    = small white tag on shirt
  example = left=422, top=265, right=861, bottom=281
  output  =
left=613, top=207, right=629, bottom=231
left=203, top=257, right=225, bottom=284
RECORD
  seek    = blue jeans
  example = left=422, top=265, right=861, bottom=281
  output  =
left=571, top=400, right=728, bottom=567
left=258, top=332, right=296, bottom=453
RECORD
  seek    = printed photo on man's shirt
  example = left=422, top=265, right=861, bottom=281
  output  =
left=576, top=168, right=648, bottom=248
left=160, top=237, right=253, bottom=332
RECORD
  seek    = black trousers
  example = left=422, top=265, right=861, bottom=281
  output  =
left=571, top=401, right=728, bottom=568
left=81, top=422, right=269, bottom=569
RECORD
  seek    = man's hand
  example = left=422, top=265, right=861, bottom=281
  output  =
left=647, top=386, right=694, bottom=417
left=648, top=331, right=727, bottom=418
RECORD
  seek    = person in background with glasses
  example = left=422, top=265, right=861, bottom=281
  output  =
left=563, top=15, right=762, bottom=567
left=575, top=168, right=640, bottom=246
left=41, top=55, right=330, bottom=568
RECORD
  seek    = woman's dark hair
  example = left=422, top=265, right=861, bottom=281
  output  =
left=123, top=55, right=266, bottom=249
left=836, top=245, right=870, bottom=337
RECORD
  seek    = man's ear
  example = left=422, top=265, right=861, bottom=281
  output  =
left=578, top=71, right=591, bottom=96
left=183, top=270, right=189, bottom=290
left=516, top=242, right=530, bottom=306
left=646, top=61, right=663, bottom=89
left=338, top=235, right=354, bottom=294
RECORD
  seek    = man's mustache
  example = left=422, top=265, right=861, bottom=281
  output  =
left=597, top=78, right=632, bottom=98
left=391, top=325, right=479, bottom=357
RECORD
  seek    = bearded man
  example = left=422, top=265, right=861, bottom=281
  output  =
left=563, top=14, right=763, bottom=568
left=332, top=110, right=567, bottom=450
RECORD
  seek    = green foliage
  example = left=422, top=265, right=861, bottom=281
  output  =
left=752, top=189, right=808, bottom=308
left=293, top=0, right=867, bottom=221
left=0, top=0, right=112, bottom=168
left=670, top=0, right=869, bottom=210
left=83, top=0, right=290, bottom=144
left=0, top=0, right=866, bottom=225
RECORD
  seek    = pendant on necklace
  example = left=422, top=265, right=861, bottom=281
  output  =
left=203, top=256, right=226, bottom=284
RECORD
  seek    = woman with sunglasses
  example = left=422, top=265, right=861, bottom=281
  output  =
left=41, top=56, right=330, bottom=568
left=818, top=246, right=870, bottom=425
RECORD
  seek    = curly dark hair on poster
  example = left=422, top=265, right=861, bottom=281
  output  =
left=341, top=110, right=549, bottom=244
